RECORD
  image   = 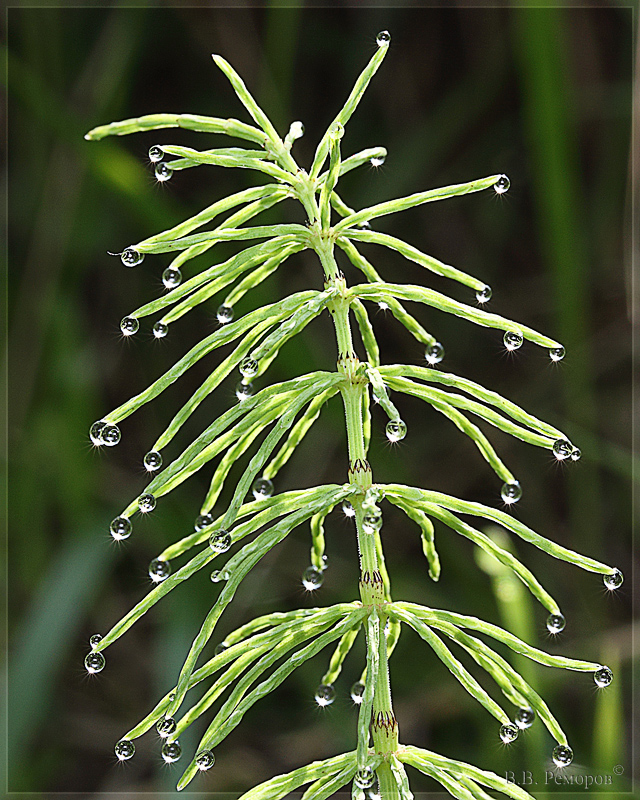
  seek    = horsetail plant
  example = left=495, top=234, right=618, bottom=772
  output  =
left=84, top=32, right=623, bottom=800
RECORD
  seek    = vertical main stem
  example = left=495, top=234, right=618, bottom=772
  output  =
left=312, top=228, right=400, bottom=797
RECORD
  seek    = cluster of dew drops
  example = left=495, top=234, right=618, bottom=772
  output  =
left=87, top=53, right=623, bottom=772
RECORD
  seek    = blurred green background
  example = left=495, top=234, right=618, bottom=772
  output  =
left=6, top=2, right=636, bottom=797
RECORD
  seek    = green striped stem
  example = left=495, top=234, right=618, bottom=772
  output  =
left=174, top=609, right=349, bottom=740
left=384, top=484, right=614, bottom=575
left=300, top=763, right=359, bottom=800
left=310, top=509, right=329, bottom=571
left=233, top=752, right=358, bottom=800
left=134, top=224, right=309, bottom=254
left=178, top=612, right=366, bottom=789
left=399, top=745, right=535, bottom=800
left=310, top=41, right=390, bottom=179
left=350, top=283, right=562, bottom=350
left=160, top=144, right=294, bottom=183
left=358, top=611, right=380, bottom=768
left=434, top=620, right=567, bottom=744
left=383, top=498, right=439, bottom=580
left=379, top=364, right=565, bottom=441
left=149, top=374, right=335, bottom=502
left=140, top=184, right=287, bottom=246
left=161, top=245, right=300, bottom=325
left=84, top=112, right=266, bottom=143
left=128, top=235, right=301, bottom=321
left=352, top=299, right=380, bottom=366
left=337, top=239, right=437, bottom=346
left=211, top=54, right=298, bottom=174
left=334, top=176, right=500, bottom=232
left=419, top=398, right=516, bottom=483
left=317, top=147, right=387, bottom=186
left=366, top=366, right=401, bottom=421
left=345, top=229, right=486, bottom=292
left=321, top=626, right=361, bottom=687
left=422, top=502, right=559, bottom=613
left=126, top=607, right=358, bottom=741
left=393, top=602, right=602, bottom=672
left=264, top=386, right=340, bottom=480
left=320, top=131, right=343, bottom=229
left=166, top=504, right=350, bottom=722
left=395, top=610, right=511, bottom=726
left=220, top=375, right=345, bottom=532
left=105, top=291, right=318, bottom=426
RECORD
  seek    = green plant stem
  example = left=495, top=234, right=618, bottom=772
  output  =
left=309, top=215, right=399, bottom=798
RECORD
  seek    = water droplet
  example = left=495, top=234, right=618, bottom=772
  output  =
left=330, top=122, right=344, bottom=140
left=549, top=346, right=565, bottom=362
left=546, top=613, right=566, bottom=634
left=114, top=739, right=135, bottom=761
left=370, top=156, right=385, bottom=167
left=120, top=316, right=139, bottom=336
left=504, top=331, right=524, bottom=351
left=552, top=744, right=573, bottom=768
left=378, top=301, right=389, bottom=310
left=149, top=145, right=164, bottom=163
left=501, top=481, right=522, bottom=504
left=355, top=767, right=375, bottom=789
left=425, top=342, right=444, bottom=365
left=217, top=304, right=234, bottom=324
left=594, top=666, right=613, bottom=688
left=362, top=510, right=382, bottom=535
left=149, top=558, right=171, bottom=583
left=314, top=683, right=335, bottom=706
left=102, top=424, right=121, bottom=447
left=156, top=716, right=177, bottom=738
left=500, top=723, right=519, bottom=744
left=350, top=681, right=365, bottom=704
left=209, top=531, right=232, bottom=553
left=342, top=500, right=355, bottom=518
left=515, top=707, right=535, bottom=729
left=121, top=248, right=144, bottom=267
left=476, top=285, right=492, bottom=304
left=302, top=566, right=323, bottom=591
left=386, top=419, right=407, bottom=443
left=195, top=513, right=214, bottom=531
left=215, top=642, right=229, bottom=656
left=153, top=321, right=169, bottom=339
left=603, top=568, right=623, bottom=590
left=90, top=420, right=106, bottom=445
left=155, top=162, right=173, bottom=182
left=110, top=516, right=132, bottom=541
left=89, top=634, right=103, bottom=648
left=252, top=477, right=273, bottom=500
left=138, top=493, right=156, bottom=513
left=357, top=220, right=372, bottom=231
left=288, top=121, right=305, bottom=140
left=210, top=569, right=229, bottom=583
left=196, top=749, right=215, bottom=771
left=85, top=651, right=105, bottom=673
left=570, top=447, right=581, bottom=462
left=376, top=30, right=391, bottom=47
left=321, top=554, right=328, bottom=570
left=552, top=439, right=573, bottom=461
left=161, top=740, right=182, bottom=763
left=162, top=267, right=182, bottom=289
left=236, top=381, right=254, bottom=401
left=494, top=175, right=510, bottom=194
left=240, top=357, right=259, bottom=379
left=144, top=450, right=163, bottom=471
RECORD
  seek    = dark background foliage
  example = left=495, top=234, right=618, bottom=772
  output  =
left=6, top=1, right=636, bottom=797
